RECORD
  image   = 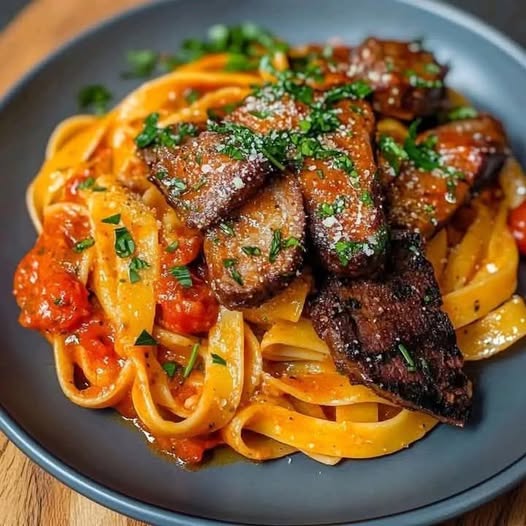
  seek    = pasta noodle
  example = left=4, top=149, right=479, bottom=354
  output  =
left=12, top=36, right=526, bottom=466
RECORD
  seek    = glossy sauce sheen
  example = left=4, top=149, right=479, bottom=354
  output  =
left=13, top=208, right=91, bottom=332
left=386, top=116, right=508, bottom=237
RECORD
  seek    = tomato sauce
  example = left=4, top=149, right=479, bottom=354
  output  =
left=156, top=242, right=219, bottom=335
left=509, top=200, right=526, bottom=256
left=13, top=208, right=92, bottom=333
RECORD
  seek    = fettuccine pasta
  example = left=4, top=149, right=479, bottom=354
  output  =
left=12, top=25, right=526, bottom=466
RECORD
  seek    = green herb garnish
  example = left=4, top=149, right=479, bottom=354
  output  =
left=211, top=353, right=227, bottom=366
left=78, top=84, right=112, bottom=114
left=135, top=330, right=157, bottom=346
left=166, top=241, right=179, bottom=253
left=73, top=237, right=95, bottom=252
left=223, top=258, right=243, bottom=285
left=170, top=265, right=193, bottom=288
left=269, top=229, right=282, bottom=263
left=398, top=343, right=416, bottom=372
left=162, top=361, right=179, bottom=378
left=101, top=213, right=121, bottom=225
left=122, top=50, right=158, bottom=78
left=114, top=227, right=135, bottom=258
left=242, top=246, right=261, bottom=256
left=183, top=343, right=200, bottom=378
left=447, top=106, right=478, bottom=121
left=218, top=222, right=235, bottom=237
left=135, top=113, right=198, bottom=149
left=129, top=257, right=150, bottom=283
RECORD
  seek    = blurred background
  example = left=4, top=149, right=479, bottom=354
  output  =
left=1, top=0, right=525, bottom=46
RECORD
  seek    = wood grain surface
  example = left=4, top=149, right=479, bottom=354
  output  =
left=0, top=1, right=525, bottom=525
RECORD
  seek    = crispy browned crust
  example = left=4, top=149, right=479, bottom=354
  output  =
left=144, top=131, right=272, bottom=230
left=204, top=176, right=305, bottom=309
left=385, top=115, right=509, bottom=237
left=296, top=100, right=387, bottom=277
left=297, top=38, right=447, bottom=120
left=309, top=230, right=472, bottom=426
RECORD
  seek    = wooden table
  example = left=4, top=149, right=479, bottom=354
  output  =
left=0, top=1, right=525, bottom=524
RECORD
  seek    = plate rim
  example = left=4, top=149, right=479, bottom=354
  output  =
left=1, top=0, right=526, bottom=525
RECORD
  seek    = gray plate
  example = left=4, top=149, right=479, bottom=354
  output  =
left=1, top=0, right=526, bottom=525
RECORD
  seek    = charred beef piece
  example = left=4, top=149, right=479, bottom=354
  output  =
left=204, top=176, right=305, bottom=309
left=292, top=38, right=446, bottom=120
left=384, top=116, right=508, bottom=237
left=144, top=130, right=273, bottom=230
left=309, top=230, right=472, bottom=426
left=230, top=94, right=387, bottom=277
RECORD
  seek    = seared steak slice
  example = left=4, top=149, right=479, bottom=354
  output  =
left=204, top=176, right=305, bottom=309
left=230, top=93, right=387, bottom=277
left=309, top=230, right=472, bottom=426
left=145, top=130, right=273, bottom=230
left=295, top=100, right=387, bottom=276
left=384, top=116, right=508, bottom=237
left=292, top=38, right=447, bottom=120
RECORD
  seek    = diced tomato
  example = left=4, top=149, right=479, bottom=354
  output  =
left=156, top=246, right=218, bottom=335
left=157, top=273, right=219, bottom=335
left=76, top=314, right=116, bottom=362
left=509, top=200, right=526, bottom=255
left=13, top=209, right=92, bottom=333
left=164, top=228, right=202, bottom=266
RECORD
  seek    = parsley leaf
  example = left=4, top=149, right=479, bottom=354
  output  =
left=170, top=265, right=193, bottom=288
left=73, top=237, right=95, bottom=252
left=211, top=353, right=227, bottom=366
left=268, top=229, right=282, bottom=263
left=135, top=330, right=157, bottom=346
left=447, top=106, right=478, bottom=121
left=162, top=361, right=179, bottom=378
left=223, top=258, right=243, bottom=285
left=398, top=343, right=416, bottom=372
left=78, top=85, right=112, bottom=115
left=135, top=113, right=198, bottom=149
left=183, top=343, right=200, bottom=378
left=129, top=257, right=150, bottom=283
left=101, top=213, right=121, bottom=225
left=122, top=50, right=158, bottom=78
left=242, top=246, right=261, bottom=256
left=114, top=227, right=135, bottom=258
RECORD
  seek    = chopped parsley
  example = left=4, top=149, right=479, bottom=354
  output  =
left=166, top=177, right=187, bottom=197
left=317, top=196, right=346, bottom=218
left=122, top=49, right=158, bottom=78
left=78, top=84, right=112, bottom=114
left=268, top=229, right=282, bottom=263
left=166, top=240, right=179, bottom=253
left=398, top=343, right=416, bottom=372
left=447, top=106, right=478, bottom=121
left=135, top=113, right=198, bottom=149
left=184, top=89, right=200, bottom=104
left=283, top=236, right=300, bottom=249
left=170, top=265, right=193, bottom=288
left=218, top=222, right=235, bottom=237
left=77, top=177, right=107, bottom=192
left=424, top=62, right=441, bottom=75
left=162, top=361, right=179, bottom=378
left=129, top=257, right=150, bottom=283
left=101, top=213, right=121, bottom=225
left=223, top=258, right=243, bottom=285
left=183, top=343, right=200, bottom=378
left=323, top=81, right=374, bottom=104
left=242, top=246, right=261, bottom=256
left=135, top=329, right=157, bottom=346
left=378, top=135, right=408, bottom=175
left=360, top=191, right=374, bottom=206
left=114, top=227, right=135, bottom=258
left=334, top=239, right=361, bottom=266
left=404, top=69, right=443, bottom=89
left=211, top=353, right=227, bottom=366
left=73, top=237, right=95, bottom=252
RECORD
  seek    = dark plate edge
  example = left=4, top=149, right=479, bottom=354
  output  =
left=1, top=0, right=526, bottom=525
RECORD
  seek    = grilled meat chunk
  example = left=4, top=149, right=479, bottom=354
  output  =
left=384, top=116, right=508, bottom=237
left=144, top=130, right=272, bottom=230
left=295, top=100, right=387, bottom=276
left=230, top=92, right=387, bottom=277
left=309, top=230, right=472, bottom=426
left=204, top=176, right=305, bottom=309
left=293, top=38, right=446, bottom=120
